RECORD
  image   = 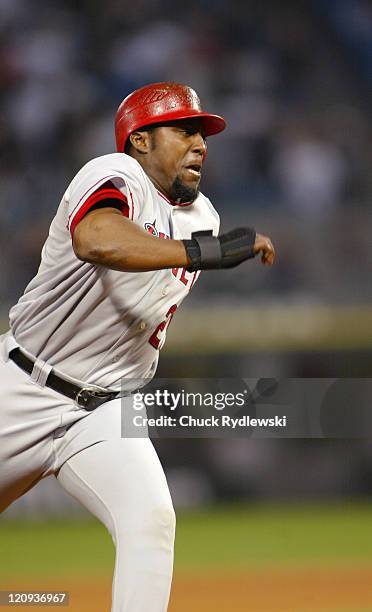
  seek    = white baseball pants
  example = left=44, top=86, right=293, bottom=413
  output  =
left=0, top=335, right=175, bottom=612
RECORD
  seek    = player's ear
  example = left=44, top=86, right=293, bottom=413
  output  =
left=129, top=130, right=152, bottom=154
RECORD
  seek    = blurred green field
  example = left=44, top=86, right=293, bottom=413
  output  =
left=1, top=501, right=372, bottom=578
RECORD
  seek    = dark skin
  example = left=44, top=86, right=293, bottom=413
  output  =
left=73, top=119, right=275, bottom=270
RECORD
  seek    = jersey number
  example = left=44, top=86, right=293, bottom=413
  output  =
left=172, top=267, right=198, bottom=287
left=149, top=304, right=178, bottom=350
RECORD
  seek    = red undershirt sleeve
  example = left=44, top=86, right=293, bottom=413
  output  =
left=69, top=181, right=129, bottom=237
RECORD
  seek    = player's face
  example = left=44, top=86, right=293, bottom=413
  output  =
left=147, top=119, right=207, bottom=203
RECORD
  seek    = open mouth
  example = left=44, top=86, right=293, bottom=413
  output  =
left=185, top=163, right=202, bottom=177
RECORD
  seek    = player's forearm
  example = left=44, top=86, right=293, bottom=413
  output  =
left=73, top=208, right=189, bottom=272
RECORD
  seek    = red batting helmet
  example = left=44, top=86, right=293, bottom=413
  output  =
left=115, top=82, right=226, bottom=152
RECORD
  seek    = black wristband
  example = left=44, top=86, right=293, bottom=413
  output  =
left=183, top=227, right=256, bottom=271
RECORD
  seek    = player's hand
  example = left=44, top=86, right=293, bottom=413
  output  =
left=253, top=233, right=275, bottom=265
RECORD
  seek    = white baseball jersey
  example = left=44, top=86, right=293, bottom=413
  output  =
left=8, top=153, right=219, bottom=391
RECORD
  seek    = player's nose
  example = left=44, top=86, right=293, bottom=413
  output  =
left=191, top=132, right=207, bottom=158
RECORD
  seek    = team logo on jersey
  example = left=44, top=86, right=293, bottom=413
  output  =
left=144, top=219, right=159, bottom=236
left=144, top=219, right=170, bottom=240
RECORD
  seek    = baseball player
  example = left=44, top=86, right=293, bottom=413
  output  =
left=0, top=82, right=275, bottom=611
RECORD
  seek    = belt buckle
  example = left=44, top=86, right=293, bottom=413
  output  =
left=75, top=387, right=109, bottom=411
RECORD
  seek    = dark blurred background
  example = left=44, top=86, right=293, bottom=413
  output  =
left=1, top=0, right=372, bottom=515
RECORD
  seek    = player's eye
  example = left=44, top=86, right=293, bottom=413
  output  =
left=185, top=127, right=203, bottom=137
left=176, top=125, right=205, bottom=139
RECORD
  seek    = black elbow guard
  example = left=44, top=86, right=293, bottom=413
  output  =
left=183, top=227, right=256, bottom=271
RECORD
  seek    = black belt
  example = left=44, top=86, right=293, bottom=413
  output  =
left=9, top=348, right=119, bottom=411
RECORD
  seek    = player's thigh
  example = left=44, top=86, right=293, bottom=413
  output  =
left=56, top=439, right=175, bottom=539
left=0, top=462, right=44, bottom=514
left=0, top=358, right=58, bottom=512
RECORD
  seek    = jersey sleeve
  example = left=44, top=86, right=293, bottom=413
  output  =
left=65, top=155, right=144, bottom=237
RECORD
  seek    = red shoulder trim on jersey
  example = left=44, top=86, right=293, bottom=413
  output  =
left=70, top=184, right=128, bottom=237
left=68, top=174, right=116, bottom=223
